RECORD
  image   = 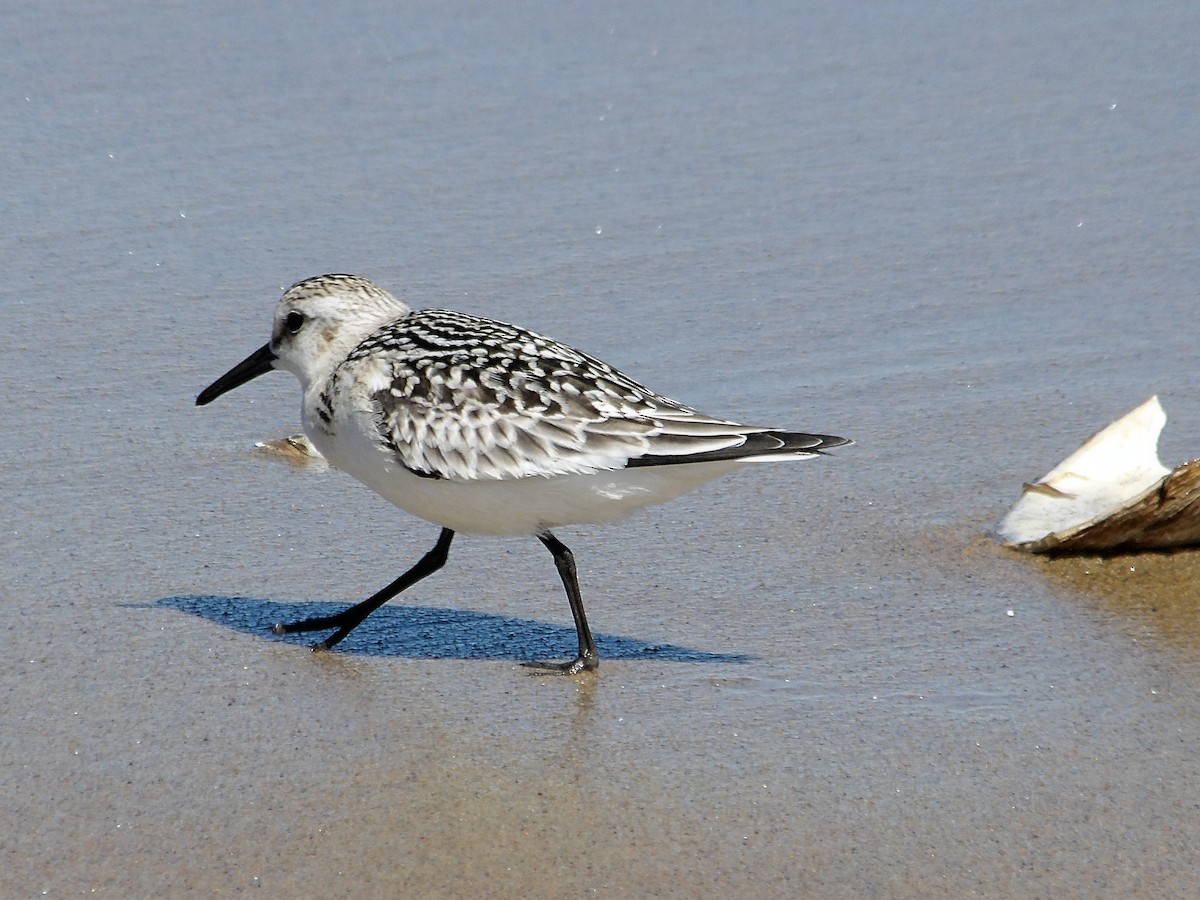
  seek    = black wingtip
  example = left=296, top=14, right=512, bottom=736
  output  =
left=625, top=430, right=853, bottom=468
left=812, top=434, right=854, bottom=452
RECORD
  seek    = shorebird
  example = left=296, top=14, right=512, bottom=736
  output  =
left=197, top=274, right=850, bottom=673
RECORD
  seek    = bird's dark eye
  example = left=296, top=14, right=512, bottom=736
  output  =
left=285, top=311, right=305, bottom=334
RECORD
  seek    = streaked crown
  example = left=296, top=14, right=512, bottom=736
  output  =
left=269, top=274, right=410, bottom=391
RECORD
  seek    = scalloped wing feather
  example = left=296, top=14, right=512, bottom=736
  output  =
left=334, top=308, right=845, bottom=482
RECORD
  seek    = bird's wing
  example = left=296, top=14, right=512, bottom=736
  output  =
left=341, top=310, right=844, bottom=481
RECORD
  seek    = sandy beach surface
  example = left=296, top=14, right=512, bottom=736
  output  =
left=4, top=1, right=1199, bottom=895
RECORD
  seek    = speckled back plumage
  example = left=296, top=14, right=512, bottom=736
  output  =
left=324, top=307, right=843, bottom=483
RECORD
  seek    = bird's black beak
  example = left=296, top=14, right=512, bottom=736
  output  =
left=196, top=344, right=278, bottom=406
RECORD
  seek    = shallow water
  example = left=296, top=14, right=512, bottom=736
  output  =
left=4, top=0, right=1200, bottom=895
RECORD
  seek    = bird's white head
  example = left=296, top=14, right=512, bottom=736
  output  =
left=269, top=274, right=410, bottom=391
left=196, top=274, right=410, bottom=406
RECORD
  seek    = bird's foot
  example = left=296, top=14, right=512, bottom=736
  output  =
left=521, top=651, right=599, bottom=676
left=270, top=619, right=344, bottom=652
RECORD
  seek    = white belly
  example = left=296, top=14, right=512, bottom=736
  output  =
left=305, top=408, right=740, bottom=535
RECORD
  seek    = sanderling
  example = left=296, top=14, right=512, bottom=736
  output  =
left=197, top=273, right=851, bottom=673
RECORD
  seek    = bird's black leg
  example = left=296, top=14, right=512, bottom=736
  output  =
left=272, top=528, right=455, bottom=651
left=523, top=531, right=600, bottom=674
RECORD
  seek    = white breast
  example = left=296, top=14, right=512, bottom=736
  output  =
left=305, top=396, right=739, bottom=534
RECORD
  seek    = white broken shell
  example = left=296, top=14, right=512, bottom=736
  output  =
left=254, top=434, right=328, bottom=470
left=1000, top=396, right=1200, bottom=553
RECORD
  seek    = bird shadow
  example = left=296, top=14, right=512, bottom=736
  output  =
left=149, top=595, right=753, bottom=665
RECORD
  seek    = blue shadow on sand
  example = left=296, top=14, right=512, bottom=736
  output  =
left=153, top=595, right=752, bottom=664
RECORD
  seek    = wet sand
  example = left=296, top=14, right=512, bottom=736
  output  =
left=4, top=0, right=1200, bottom=895
left=7, top=452, right=1200, bottom=895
